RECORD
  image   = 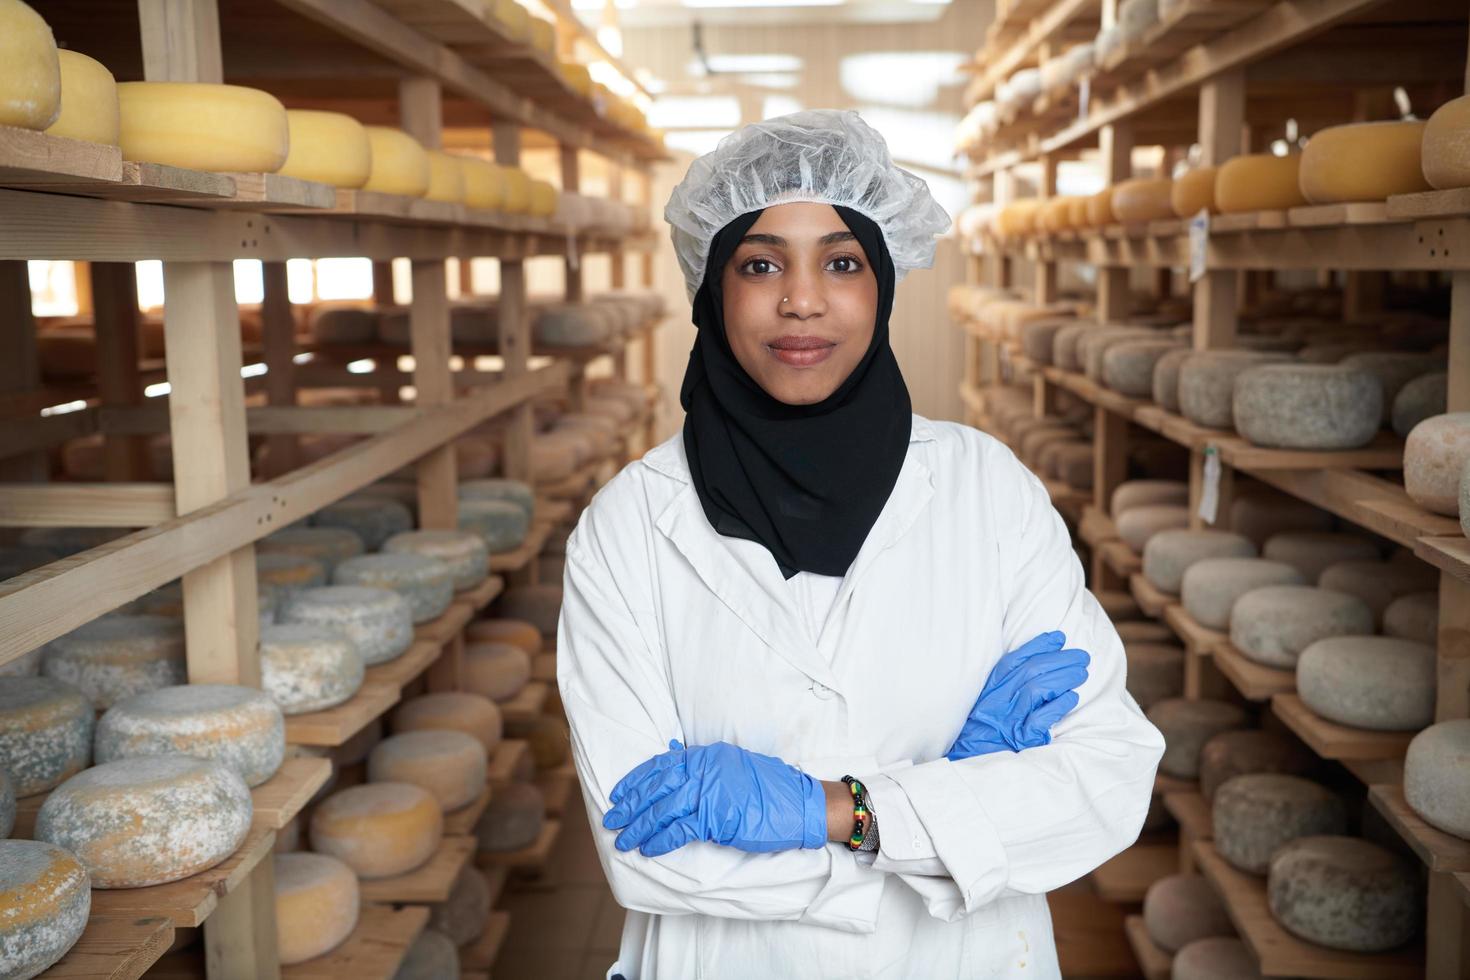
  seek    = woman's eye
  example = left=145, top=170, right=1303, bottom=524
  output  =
left=829, top=255, right=864, bottom=274
left=742, top=258, right=776, bottom=275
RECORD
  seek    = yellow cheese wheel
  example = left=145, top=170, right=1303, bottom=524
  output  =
left=492, top=0, right=529, bottom=40
left=459, top=156, right=505, bottom=209
left=527, top=178, right=558, bottom=217
left=464, top=617, right=542, bottom=655
left=0, top=0, right=60, bottom=130
left=425, top=150, right=466, bottom=203
left=559, top=62, right=593, bottom=99
left=279, top=110, right=371, bottom=188
left=1300, top=121, right=1431, bottom=204
left=274, top=852, right=359, bottom=964
left=1215, top=153, right=1307, bottom=213
left=367, top=730, right=486, bottom=811
left=529, top=17, right=555, bottom=54
left=117, top=82, right=288, bottom=173
left=1039, top=198, right=1072, bottom=233
left=362, top=126, right=430, bottom=197
left=391, top=691, right=503, bottom=753
left=1171, top=166, right=1217, bottom=217
left=309, top=782, right=443, bottom=879
left=995, top=200, right=1042, bottom=238
left=499, top=165, right=531, bottom=214
left=1112, top=178, right=1175, bottom=223
left=1423, top=95, right=1470, bottom=190
left=46, top=50, right=118, bottom=145
left=1065, top=196, right=1090, bottom=228
left=1086, top=187, right=1116, bottom=227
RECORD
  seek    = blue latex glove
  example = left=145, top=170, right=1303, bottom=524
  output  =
left=945, top=630, right=1091, bottom=761
left=602, top=740, right=826, bottom=858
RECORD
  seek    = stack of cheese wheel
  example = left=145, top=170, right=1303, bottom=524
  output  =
left=0, top=675, right=94, bottom=796
left=1299, top=121, right=1431, bottom=203
left=1229, top=585, right=1374, bottom=670
left=43, top=612, right=187, bottom=709
left=368, top=730, right=487, bottom=812
left=278, top=110, right=371, bottom=187
left=310, top=782, right=443, bottom=878
left=95, top=683, right=286, bottom=787
left=118, top=81, right=289, bottom=172
left=363, top=126, right=430, bottom=197
left=0, top=839, right=92, bottom=978
left=1111, top=178, right=1175, bottom=224
left=274, top=852, right=361, bottom=964
left=1267, top=836, right=1420, bottom=952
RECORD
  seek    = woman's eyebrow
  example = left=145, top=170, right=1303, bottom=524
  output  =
left=738, top=231, right=857, bottom=247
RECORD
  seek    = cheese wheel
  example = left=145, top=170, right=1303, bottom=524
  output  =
left=491, top=0, right=530, bottom=40
left=1145, top=698, right=1249, bottom=779
left=531, top=439, right=579, bottom=482
left=277, top=109, right=371, bottom=187
left=363, top=127, right=430, bottom=197
left=95, top=684, right=285, bottom=787
left=1338, top=351, right=1440, bottom=425
left=1142, top=874, right=1232, bottom=953
left=459, top=155, right=506, bottom=210
left=1317, top=559, right=1436, bottom=626
left=312, top=497, right=414, bottom=551
left=278, top=585, right=413, bottom=667
left=1227, top=494, right=1333, bottom=548
left=528, top=179, right=559, bottom=217
left=368, top=730, right=486, bottom=811
left=1392, top=371, right=1447, bottom=438
left=1383, top=590, right=1438, bottom=645
left=425, top=150, right=466, bottom=203
left=1299, top=121, right=1431, bottom=204
left=46, top=50, right=119, bottom=145
left=1199, top=729, right=1316, bottom=803
left=1297, top=636, right=1436, bottom=731
left=1267, top=836, right=1420, bottom=952
left=475, top=780, right=545, bottom=852
left=1111, top=178, right=1175, bottom=223
left=429, top=866, right=491, bottom=946
left=1229, top=585, right=1375, bottom=669
left=498, top=165, right=532, bottom=213
left=1405, top=412, right=1470, bottom=515
left=496, top=584, right=563, bottom=637
left=1171, top=938, right=1259, bottom=980
left=309, top=782, right=442, bottom=879
left=1181, top=557, right=1304, bottom=630
left=0, top=768, right=12, bottom=837
left=0, top=0, right=60, bottom=130
left=1423, top=94, right=1470, bottom=190
left=1038, top=197, right=1072, bottom=233
left=1085, top=188, right=1115, bottom=226
left=465, top=642, right=531, bottom=703
left=258, top=526, right=365, bottom=573
left=274, top=852, right=360, bottom=965
left=43, top=613, right=187, bottom=710
left=1215, top=153, right=1307, bottom=212
left=0, top=676, right=93, bottom=797
left=458, top=479, right=536, bottom=520
left=520, top=714, right=569, bottom=770
left=1171, top=167, right=1217, bottom=217
left=260, top=623, right=364, bottom=715
left=0, top=839, right=90, bottom=979
left=392, top=692, right=503, bottom=754
left=382, top=530, right=488, bottom=592
left=1262, top=531, right=1380, bottom=582
left=1404, top=719, right=1470, bottom=839
left=1116, top=504, right=1189, bottom=554
left=465, top=617, right=543, bottom=655
left=332, top=554, right=453, bottom=625
left=1143, top=529, right=1257, bottom=595
left=1020, top=318, right=1072, bottom=364
left=257, top=552, right=329, bottom=596
left=1178, top=351, right=1291, bottom=430
left=1103, top=340, right=1183, bottom=397
left=37, top=755, right=252, bottom=887
left=1152, top=347, right=1192, bottom=412
left=394, top=929, right=460, bottom=979
left=309, top=305, right=378, bottom=344
left=1213, top=773, right=1346, bottom=874
left=458, top=499, right=531, bottom=555
left=1111, top=479, right=1188, bottom=516
left=117, top=82, right=288, bottom=172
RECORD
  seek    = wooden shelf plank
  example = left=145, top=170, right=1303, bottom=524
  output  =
left=1162, top=606, right=1226, bottom=656
left=1079, top=503, right=1119, bottom=548
left=1414, top=535, right=1470, bottom=587
left=252, top=756, right=332, bottom=830
left=38, top=915, right=173, bottom=980
left=1214, top=642, right=1296, bottom=702
left=501, top=681, right=550, bottom=727
left=358, top=835, right=476, bottom=905
left=213, top=173, right=336, bottom=211
left=1130, top=573, right=1176, bottom=618
left=1286, top=202, right=1397, bottom=227
left=1101, top=539, right=1143, bottom=578
left=1271, top=694, right=1416, bottom=762
left=537, top=498, right=573, bottom=525
left=0, top=124, right=124, bottom=185
left=1341, top=758, right=1405, bottom=787
left=364, top=638, right=442, bottom=690
left=443, top=784, right=493, bottom=837
left=1216, top=432, right=1406, bottom=472
left=459, top=910, right=511, bottom=972
left=475, top=818, right=561, bottom=870
left=285, top=683, right=401, bottom=747
left=1193, top=840, right=1424, bottom=979
left=482, top=864, right=508, bottom=909
left=1386, top=187, right=1470, bottom=221
left=414, top=599, right=474, bottom=647
left=1155, top=771, right=1197, bottom=797
left=1124, top=914, right=1174, bottom=980
left=1367, top=784, right=1470, bottom=873
left=1093, top=589, right=1142, bottom=622
left=488, top=738, right=530, bottom=787
left=1164, top=791, right=1214, bottom=842
left=280, top=904, right=428, bottom=980
left=90, top=825, right=276, bottom=927
left=1252, top=469, right=1457, bottom=551
left=455, top=572, right=505, bottom=614
left=1092, top=841, right=1178, bottom=903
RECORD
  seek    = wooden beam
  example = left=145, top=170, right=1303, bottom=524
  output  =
left=495, top=121, right=534, bottom=485
left=0, top=483, right=176, bottom=526
left=1097, top=124, right=1133, bottom=322
left=91, top=262, right=151, bottom=480
left=0, top=409, right=99, bottom=461
left=260, top=261, right=299, bottom=477
left=100, top=404, right=420, bottom=436
left=138, top=0, right=223, bottom=83
left=0, top=261, right=47, bottom=481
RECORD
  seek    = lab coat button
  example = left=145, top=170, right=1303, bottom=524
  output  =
left=810, top=682, right=834, bottom=700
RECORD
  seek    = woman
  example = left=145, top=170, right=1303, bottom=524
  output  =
left=557, top=109, right=1164, bottom=979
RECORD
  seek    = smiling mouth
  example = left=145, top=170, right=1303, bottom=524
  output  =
left=766, top=336, right=836, bottom=367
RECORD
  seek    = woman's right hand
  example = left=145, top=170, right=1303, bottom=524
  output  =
left=944, top=631, right=1090, bottom=761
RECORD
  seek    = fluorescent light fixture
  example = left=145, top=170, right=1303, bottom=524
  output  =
left=763, top=95, right=802, bottom=119
left=648, top=95, right=741, bottom=130
left=682, top=0, right=840, bottom=6
left=40, top=400, right=88, bottom=417
left=702, top=53, right=803, bottom=73
left=293, top=352, right=315, bottom=365
left=145, top=381, right=171, bottom=398
left=241, top=362, right=267, bottom=379
left=347, top=359, right=377, bottom=374
left=840, top=51, right=968, bottom=107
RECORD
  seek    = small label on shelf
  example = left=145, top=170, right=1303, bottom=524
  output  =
left=1189, top=209, right=1209, bottom=283
left=1198, top=445, right=1221, bottom=525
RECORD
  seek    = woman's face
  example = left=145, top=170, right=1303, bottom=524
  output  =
left=720, top=202, right=878, bottom=405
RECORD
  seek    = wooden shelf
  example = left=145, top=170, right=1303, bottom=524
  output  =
left=1271, top=695, right=1416, bottom=762
left=456, top=572, right=506, bottom=613
left=90, top=825, right=276, bottom=927
left=280, top=904, right=428, bottom=980
left=1367, top=784, right=1470, bottom=873
left=1214, top=642, right=1296, bottom=702
left=1079, top=504, right=1119, bottom=548
left=363, top=638, right=442, bottom=690
left=459, top=910, right=511, bottom=973
left=1193, top=840, right=1424, bottom=979
left=488, top=520, right=553, bottom=574
left=358, top=834, right=476, bottom=905
left=1154, top=771, right=1197, bottom=797
left=488, top=738, right=530, bottom=788
left=443, top=784, right=493, bottom=837
left=1130, top=573, right=1176, bottom=618
left=475, top=818, right=561, bottom=870
left=1100, top=539, right=1142, bottom=578
left=1123, top=914, right=1173, bottom=980
left=1386, top=187, right=1470, bottom=221
left=1162, top=606, right=1225, bottom=657
left=501, top=680, right=551, bottom=727
left=1251, top=469, right=1457, bottom=551
left=252, top=756, right=332, bottom=830
left=284, top=682, right=401, bottom=748
left=1215, top=432, right=1406, bottom=473
left=413, top=599, right=474, bottom=648
left=1414, top=535, right=1470, bottom=586
left=36, top=915, right=174, bottom=980
left=1164, top=791, right=1213, bottom=842
left=534, top=760, right=578, bottom=818
left=1092, top=841, right=1178, bottom=903
left=536, top=498, right=574, bottom=525
left=1094, top=589, right=1142, bottom=622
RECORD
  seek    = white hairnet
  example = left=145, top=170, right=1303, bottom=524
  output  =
left=664, top=109, right=952, bottom=303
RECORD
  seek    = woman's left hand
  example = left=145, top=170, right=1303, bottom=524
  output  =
left=603, top=740, right=828, bottom=857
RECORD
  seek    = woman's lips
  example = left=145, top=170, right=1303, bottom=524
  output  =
left=767, top=335, right=835, bottom=367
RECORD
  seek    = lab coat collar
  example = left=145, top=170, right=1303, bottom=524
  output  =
left=650, top=414, right=937, bottom=695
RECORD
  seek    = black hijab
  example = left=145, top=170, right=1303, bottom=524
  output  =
left=678, top=203, right=912, bottom=580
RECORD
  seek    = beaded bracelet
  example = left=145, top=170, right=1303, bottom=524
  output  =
left=840, top=775, right=870, bottom=852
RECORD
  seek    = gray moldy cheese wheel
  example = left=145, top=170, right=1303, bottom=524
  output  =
left=1080, top=327, right=1161, bottom=381
left=496, top=584, right=563, bottom=638
left=1229, top=585, right=1374, bottom=670
left=1227, top=494, right=1333, bottom=547
left=429, top=866, right=491, bottom=946
left=1125, top=643, right=1184, bottom=711
left=310, top=782, right=443, bottom=879
left=393, top=929, right=460, bottom=980
left=1181, top=557, right=1305, bottom=630
left=0, top=676, right=93, bottom=797
left=1261, top=531, right=1380, bottom=582
left=535, top=304, right=611, bottom=347
left=475, top=780, right=545, bottom=852
left=43, top=613, right=187, bottom=710
left=37, top=754, right=252, bottom=888
left=1267, top=836, right=1421, bottom=953
left=256, top=552, right=329, bottom=596
left=0, top=769, right=12, bottom=837
left=1051, top=324, right=1088, bottom=371
left=1143, top=529, right=1256, bottom=595
left=1020, top=427, right=1078, bottom=466
left=1102, top=339, right=1184, bottom=397
left=1233, top=363, right=1382, bottom=450
left=1212, top=773, right=1347, bottom=874
left=0, top=840, right=92, bottom=979
left=1020, top=318, right=1071, bottom=364
left=1403, top=719, right=1470, bottom=839
left=368, top=730, right=487, bottom=811
left=95, top=684, right=286, bottom=788
left=312, top=497, right=414, bottom=551
left=1151, top=348, right=1192, bottom=413
left=1338, top=351, right=1441, bottom=425
left=1297, top=636, right=1436, bottom=732
left=392, top=692, right=503, bottom=753
left=1178, top=351, right=1291, bottom=430
left=1382, top=591, right=1439, bottom=645
left=259, top=623, right=364, bottom=716
left=465, top=617, right=543, bottom=655
left=1199, top=729, right=1317, bottom=803
left=1052, top=443, right=1094, bottom=490
left=1171, top=938, right=1263, bottom=980
left=459, top=499, right=531, bottom=554
left=1111, top=479, right=1188, bottom=516
left=1117, top=504, right=1190, bottom=554
left=0, top=647, right=43, bottom=678
left=1316, top=559, right=1438, bottom=626
left=382, top=529, right=488, bottom=592
left=1145, top=698, right=1250, bottom=779
left=256, top=526, right=365, bottom=574
left=308, top=305, right=378, bottom=345
left=273, top=852, right=360, bottom=965
left=1141, top=873, right=1233, bottom=953
left=1392, top=371, right=1446, bottom=438
left=1405, top=412, right=1470, bottom=515
left=279, top=585, right=414, bottom=667
left=458, top=478, right=535, bottom=521
left=465, top=642, right=532, bottom=703
left=333, top=553, right=454, bottom=625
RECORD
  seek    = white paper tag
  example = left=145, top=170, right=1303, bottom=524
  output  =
left=1198, top=445, right=1221, bottom=525
left=1188, top=208, right=1209, bottom=283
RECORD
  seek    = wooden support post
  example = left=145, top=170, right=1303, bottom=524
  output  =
left=1034, top=155, right=1059, bottom=305
left=372, top=260, right=400, bottom=404
left=494, top=122, right=534, bottom=489
left=1449, top=271, right=1470, bottom=413
left=138, top=0, right=223, bottom=83
left=0, top=261, right=48, bottom=482
left=560, top=145, right=589, bottom=414
left=91, top=263, right=150, bottom=481
left=1097, top=124, right=1133, bottom=323
left=1093, top=407, right=1128, bottom=514
left=372, top=261, right=396, bottom=306
left=203, top=849, right=278, bottom=980
left=260, top=262, right=298, bottom=478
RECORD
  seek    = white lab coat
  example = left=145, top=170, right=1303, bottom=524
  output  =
left=556, top=413, right=1164, bottom=980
